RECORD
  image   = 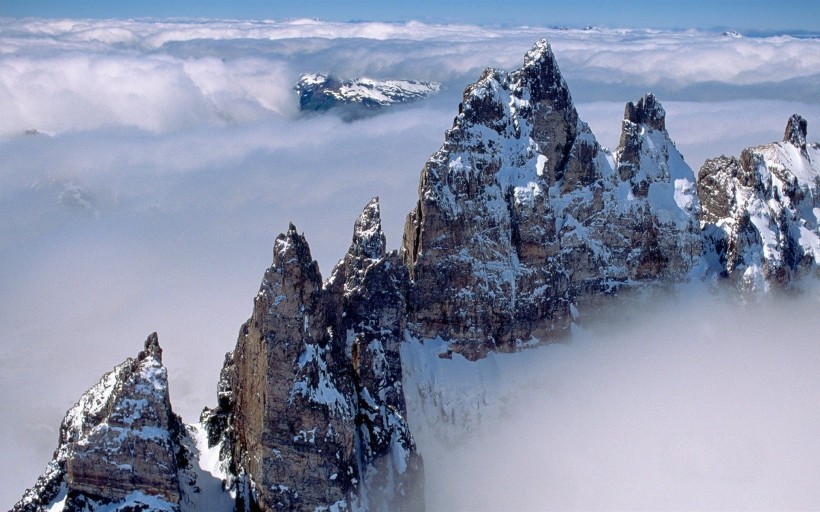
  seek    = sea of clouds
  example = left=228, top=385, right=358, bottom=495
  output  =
left=406, top=289, right=820, bottom=510
left=1, top=17, right=819, bottom=509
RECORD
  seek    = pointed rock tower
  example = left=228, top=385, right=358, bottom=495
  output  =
left=203, top=202, right=422, bottom=511
left=15, top=334, right=190, bottom=512
left=325, top=197, right=424, bottom=511
left=610, top=92, right=702, bottom=282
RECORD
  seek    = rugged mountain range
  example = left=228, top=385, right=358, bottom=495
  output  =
left=17, top=39, right=819, bottom=511
left=295, top=74, right=440, bottom=119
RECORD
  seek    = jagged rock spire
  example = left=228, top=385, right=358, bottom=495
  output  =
left=274, top=222, right=315, bottom=267
left=617, top=93, right=683, bottom=194
left=268, top=223, right=322, bottom=300
left=350, top=196, right=386, bottom=260
left=210, top=222, right=358, bottom=510
left=15, top=333, right=188, bottom=512
left=518, top=39, right=574, bottom=107
left=203, top=213, right=423, bottom=511
left=784, top=114, right=808, bottom=151
left=515, top=39, right=579, bottom=183
left=333, top=199, right=424, bottom=510
left=140, top=331, right=162, bottom=361
left=624, top=92, right=666, bottom=132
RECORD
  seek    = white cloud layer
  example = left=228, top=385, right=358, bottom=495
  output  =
left=409, top=290, right=820, bottom=510
left=2, top=18, right=820, bottom=137
left=1, top=17, right=819, bottom=509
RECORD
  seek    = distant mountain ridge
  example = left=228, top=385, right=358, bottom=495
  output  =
left=17, top=39, right=820, bottom=511
left=295, top=74, right=441, bottom=119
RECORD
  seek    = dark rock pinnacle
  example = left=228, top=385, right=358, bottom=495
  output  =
left=784, top=114, right=808, bottom=151
left=624, top=92, right=666, bottom=132
left=140, top=331, right=162, bottom=361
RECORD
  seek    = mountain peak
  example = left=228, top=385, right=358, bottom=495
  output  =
left=295, top=73, right=441, bottom=120
left=516, top=39, right=574, bottom=109
left=351, top=196, right=386, bottom=260
left=140, top=331, right=162, bottom=362
left=15, top=333, right=189, bottom=512
left=784, top=113, right=808, bottom=150
left=522, top=38, right=554, bottom=69
left=273, top=222, right=316, bottom=272
left=624, top=92, right=665, bottom=132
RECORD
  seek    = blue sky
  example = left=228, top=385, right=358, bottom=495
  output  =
left=1, top=0, right=818, bottom=33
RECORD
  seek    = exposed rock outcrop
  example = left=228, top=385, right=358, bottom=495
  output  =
left=15, top=334, right=194, bottom=512
left=325, top=198, right=424, bottom=511
left=785, top=113, right=808, bottom=152
left=401, top=40, right=700, bottom=359
left=202, top=200, right=422, bottom=511
left=698, top=114, right=820, bottom=290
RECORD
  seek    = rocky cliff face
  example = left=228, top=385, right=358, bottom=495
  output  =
left=401, top=39, right=700, bottom=359
left=14, top=334, right=195, bottom=512
left=698, top=114, right=820, bottom=290
left=324, top=199, right=424, bottom=511
left=202, top=199, right=423, bottom=511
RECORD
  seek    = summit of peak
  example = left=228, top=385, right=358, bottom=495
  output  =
left=140, top=331, right=162, bottom=362
left=271, top=222, right=318, bottom=275
left=351, top=196, right=386, bottom=260
left=359, top=196, right=380, bottom=219
left=784, top=113, right=808, bottom=150
left=514, top=38, right=572, bottom=108
left=625, top=92, right=666, bottom=132
left=522, top=39, right=554, bottom=65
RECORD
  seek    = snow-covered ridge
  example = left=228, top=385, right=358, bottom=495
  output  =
left=296, top=73, right=441, bottom=116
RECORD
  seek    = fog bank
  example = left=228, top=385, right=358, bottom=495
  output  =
left=406, top=290, right=820, bottom=510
